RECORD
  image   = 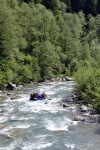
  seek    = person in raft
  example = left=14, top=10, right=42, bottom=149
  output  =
left=30, top=92, right=47, bottom=99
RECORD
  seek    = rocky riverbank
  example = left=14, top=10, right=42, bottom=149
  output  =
left=62, top=93, right=100, bottom=124
left=0, top=77, right=100, bottom=124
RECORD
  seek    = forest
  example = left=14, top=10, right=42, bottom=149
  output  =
left=0, top=0, right=100, bottom=110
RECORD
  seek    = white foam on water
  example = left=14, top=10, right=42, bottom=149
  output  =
left=49, top=110, right=58, bottom=113
left=12, top=124, right=31, bottom=129
left=10, top=115, right=34, bottom=121
left=63, top=117, right=73, bottom=124
left=0, top=144, right=15, bottom=150
left=0, top=148, right=5, bottom=150
left=72, top=121, right=78, bottom=125
left=18, top=106, right=32, bottom=112
left=0, top=116, right=8, bottom=123
left=44, top=120, right=68, bottom=132
left=25, top=101, right=48, bottom=113
left=0, top=141, right=18, bottom=150
left=6, top=107, right=14, bottom=113
left=46, top=91, right=55, bottom=95
left=0, top=123, right=30, bottom=135
left=24, top=97, right=70, bottom=114
left=36, top=142, right=53, bottom=149
left=44, top=115, right=78, bottom=132
left=0, top=103, right=8, bottom=107
left=16, top=96, right=29, bottom=101
left=6, top=95, right=29, bottom=103
left=58, top=86, right=68, bottom=90
left=22, top=142, right=53, bottom=150
left=65, top=143, right=75, bottom=149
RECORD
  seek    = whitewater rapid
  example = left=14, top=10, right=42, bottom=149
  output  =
left=0, top=81, right=100, bottom=150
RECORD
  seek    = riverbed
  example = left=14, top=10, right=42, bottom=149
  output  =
left=0, top=81, right=100, bottom=150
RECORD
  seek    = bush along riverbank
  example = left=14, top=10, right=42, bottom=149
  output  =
left=74, top=66, right=100, bottom=114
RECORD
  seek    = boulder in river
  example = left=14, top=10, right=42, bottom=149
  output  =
left=62, top=97, right=75, bottom=104
left=62, top=103, right=71, bottom=108
left=80, top=105, right=89, bottom=112
left=73, top=116, right=85, bottom=121
left=6, top=82, right=17, bottom=90
left=10, top=96, right=21, bottom=100
left=17, top=85, right=23, bottom=90
left=7, top=93, right=14, bottom=96
left=65, top=76, right=73, bottom=81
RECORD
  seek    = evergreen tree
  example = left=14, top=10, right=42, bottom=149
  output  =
left=83, top=0, right=97, bottom=16
left=97, top=0, right=100, bottom=14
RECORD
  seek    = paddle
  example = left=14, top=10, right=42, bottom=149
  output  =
left=46, top=96, right=51, bottom=100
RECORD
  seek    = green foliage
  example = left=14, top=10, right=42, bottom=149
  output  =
left=74, top=67, right=100, bottom=109
left=0, top=0, right=20, bottom=60
left=33, top=41, right=62, bottom=79
left=0, top=0, right=100, bottom=110
left=69, top=59, right=78, bottom=75
left=7, top=0, right=18, bottom=9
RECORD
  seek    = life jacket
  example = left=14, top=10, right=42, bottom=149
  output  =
left=42, top=92, right=46, bottom=97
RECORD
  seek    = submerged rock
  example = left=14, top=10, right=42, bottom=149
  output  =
left=0, top=124, right=6, bottom=129
left=10, top=96, right=21, bottom=100
left=0, top=109, right=4, bottom=113
left=7, top=93, right=14, bottom=96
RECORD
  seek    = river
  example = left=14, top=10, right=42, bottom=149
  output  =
left=0, top=81, right=100, bottom=150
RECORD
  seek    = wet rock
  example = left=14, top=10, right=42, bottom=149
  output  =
left=50, top=78, right=55, bottom=82
left=62, top=103, right=71, bottom=107
left=65, top=76, right=73, bottom=81
left=62, top=78, right=66, bottom=81
left=17, top=85, right=23, bottom=90
left=0, top=124, right=6, bottom=129
left=0, top=109, right=4, bottom=113
left=73, top=116, right=85, bottom=121
left=89, top=115, right=100, bottom=122
left=6, top=82, right=17, bottom=90
left=10, top=97, right=18, bottom=100
left=48, top=98, right=52, bottom=100
left=62, top=97, right=74, bottom=104
left=45, top=79, right=49, bottom=82
left=55, top=77, right=60, bottom=81
left=72, top=93, right=83, bottom=102
left=0, top=133, right=15, bottom=140
left=7, top=93, right=14, bottom=96
left=10, top=96, right=21, bottom=100
left=72, top=94, right=77, bottom=100
left=9, top=127, right=27, bottom=138
left=82, top=112, right=90, bottom=117
left=80, top=105, right=89, bottom=112
left=89, top=108, right=96, bottom=115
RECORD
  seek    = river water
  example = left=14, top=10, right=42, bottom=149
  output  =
left=0, top=81, right=100, bottom=150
